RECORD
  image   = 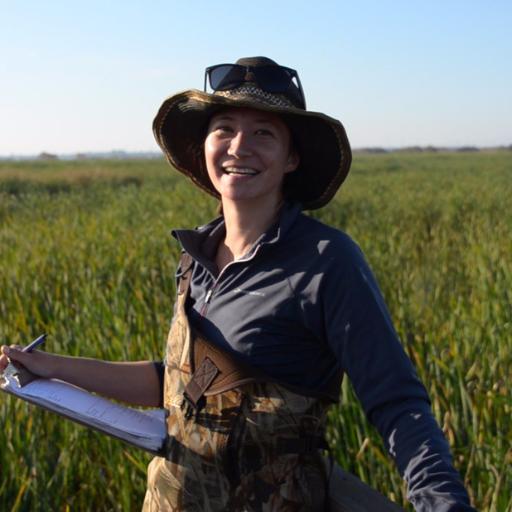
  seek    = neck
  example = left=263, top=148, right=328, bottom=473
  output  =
left=219, top=196, right=283, bottom=262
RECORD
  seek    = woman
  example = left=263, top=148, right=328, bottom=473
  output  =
left=1, top=57, right=475, bottom=511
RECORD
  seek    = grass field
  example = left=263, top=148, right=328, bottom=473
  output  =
left=1, top=152, right=511, bottom=511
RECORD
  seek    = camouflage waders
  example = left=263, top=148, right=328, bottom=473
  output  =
left=143, top=254, right=331, bottom=511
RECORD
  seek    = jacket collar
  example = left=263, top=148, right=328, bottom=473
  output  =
left=172, top=201, right=302, bottom=274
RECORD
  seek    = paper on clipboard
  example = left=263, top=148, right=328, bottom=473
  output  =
left=1, top=369, right=167, bottom=454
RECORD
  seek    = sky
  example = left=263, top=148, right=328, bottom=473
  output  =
left=1, top=0, right=511, bottom=156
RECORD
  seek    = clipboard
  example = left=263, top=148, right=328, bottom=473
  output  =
left=1, top=363, right=167, bottom=455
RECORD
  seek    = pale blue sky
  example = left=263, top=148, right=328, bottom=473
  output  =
left=1, top=0, right=510, bottom=155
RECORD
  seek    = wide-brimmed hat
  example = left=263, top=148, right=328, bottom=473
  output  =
left=153, top=57, right=351, bottom=210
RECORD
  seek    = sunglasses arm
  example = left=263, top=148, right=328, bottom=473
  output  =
left=203, top=70, right=208, bottom=93
left=295, top=74, right=307, bottom=110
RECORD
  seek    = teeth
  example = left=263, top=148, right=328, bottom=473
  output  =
left=223, top=167, right=259, bottom=176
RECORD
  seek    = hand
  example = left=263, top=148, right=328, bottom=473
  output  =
left=0, top=345, right=20, bottom=372
left=0, top=345, right=57, bottom=379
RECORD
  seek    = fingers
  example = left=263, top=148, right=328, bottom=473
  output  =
left=0, top=345, right=14, bottom=371
left=1, top=345, right=27, bottom=371
left=1, top=345, right=22, bottom=354
left=9, top=347, right=41, bottom=377
left=0, top=352, right=6, bottom=371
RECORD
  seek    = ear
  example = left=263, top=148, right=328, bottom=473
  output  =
left=285, top=149, right=300, bottom=174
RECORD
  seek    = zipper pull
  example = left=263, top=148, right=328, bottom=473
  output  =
left=204, top=289, right=213, bottom=304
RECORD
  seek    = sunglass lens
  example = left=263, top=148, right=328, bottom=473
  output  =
left=253, top=66, right=294, bottom=92
left=209, top=65, right=245, bottom=91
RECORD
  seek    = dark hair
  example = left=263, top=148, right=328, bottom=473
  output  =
left=281, top=125, right=302, bottom=202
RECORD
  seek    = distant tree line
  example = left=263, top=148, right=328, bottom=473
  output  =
left=353, top=145, right=512, bottom=154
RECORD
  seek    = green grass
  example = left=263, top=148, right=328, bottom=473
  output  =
left=1, top=152, right=511, bottom=511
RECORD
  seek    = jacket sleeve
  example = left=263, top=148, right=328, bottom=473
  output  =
left=320, top=236, right=476, bottom=512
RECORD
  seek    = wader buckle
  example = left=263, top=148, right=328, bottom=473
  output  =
left=182, top=394, right=204, bottom=420
left=182, top=357, right=219, bottom=418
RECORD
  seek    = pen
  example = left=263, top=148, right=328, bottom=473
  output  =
left=22, top=333, right=47, bottom=353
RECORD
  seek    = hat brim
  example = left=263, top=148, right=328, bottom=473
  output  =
left=153, top=89, right=351, bottom=210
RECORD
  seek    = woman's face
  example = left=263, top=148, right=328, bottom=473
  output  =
left=204, top=107, right=299, bottom=207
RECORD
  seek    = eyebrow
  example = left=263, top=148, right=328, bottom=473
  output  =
left=211, top=115, right=233, bottom=122
left=211, top=115, right=277, bottom=125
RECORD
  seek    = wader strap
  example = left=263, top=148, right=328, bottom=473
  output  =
left=192, top=333, right=264, bottom=393
left=276, top=436, right=329, bottom=454
left=243, top=436, right=329, bottom=463
left=182, top=334, right=264, bottom=415
left=177, top=252, right=194, bottom=296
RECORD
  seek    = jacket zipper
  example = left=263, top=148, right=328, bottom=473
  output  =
left=199, top=244, right=263, bottom=317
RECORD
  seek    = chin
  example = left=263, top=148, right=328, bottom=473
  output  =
left=222, top=191, right=283, bottom=207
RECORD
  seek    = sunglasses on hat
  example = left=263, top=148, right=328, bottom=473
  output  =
left=204, top=63, right=306, bottom=109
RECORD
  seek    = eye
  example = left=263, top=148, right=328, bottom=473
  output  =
left=255, top=128, right=275, bottom=137
left=215, top=124, right=233, bottom=133
left=209, top=124, right=234, bottom=137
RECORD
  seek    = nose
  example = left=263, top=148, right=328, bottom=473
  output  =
left=227, top=130, right=252, bottom=158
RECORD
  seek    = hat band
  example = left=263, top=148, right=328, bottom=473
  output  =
left=214, top=84, right=296, bottom=108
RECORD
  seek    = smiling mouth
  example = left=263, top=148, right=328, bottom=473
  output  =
left=222, top=166, right=260, bottom=176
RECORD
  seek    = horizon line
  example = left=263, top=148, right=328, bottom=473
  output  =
left=1, top=143, right=511, bottom=160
